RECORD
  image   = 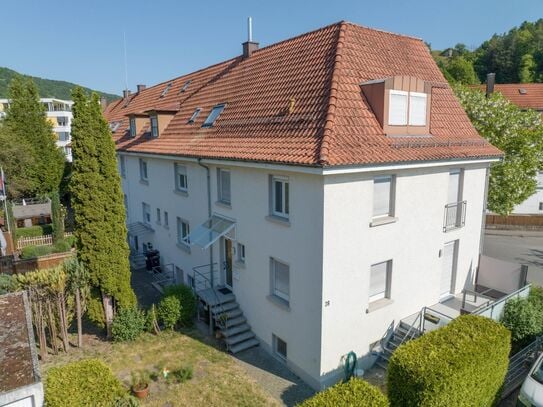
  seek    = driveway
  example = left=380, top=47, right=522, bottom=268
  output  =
left=483, top=230, right=543, bottom=286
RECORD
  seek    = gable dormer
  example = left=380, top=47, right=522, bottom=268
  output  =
left=127, top=113, right=148, bottom=138
left=361, top=76, right=432, bottom=137
left=143, top=107, right=178, bottom=138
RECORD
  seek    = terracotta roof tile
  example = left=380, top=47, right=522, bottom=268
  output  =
left=474, top=83, right=543, bottom=111
left=105, top=21, right=502, bottom=167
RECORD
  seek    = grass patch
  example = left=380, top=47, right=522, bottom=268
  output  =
left=41, top=329, right=279, bottom=407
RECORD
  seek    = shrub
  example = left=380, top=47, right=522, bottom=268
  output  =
left=14, top=224, right=53, bottom=238
left=163, top=284, right=197, bottom=326
left=157, top=295, right=182, bottom=330
left=501, top=296, right=543, bottom=346
left=298, top=378, right=388, bottom=407
left=45, top=359, right=126, bottom=407
left=111, top=307, right=146, bottom=342
left=167, top=366, right=193, bottom=384
left=0, top=274, right=16, bottom=294
left=52, top=239, right=72, bottom=253
left=388, top=315, right=510, bottom=407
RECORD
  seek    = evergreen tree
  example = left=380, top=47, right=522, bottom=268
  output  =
left=0, top=123, right=35, bottom=198
left=519, top=54, right=536, bottom=83
left=445, top=57, right=479, bottom=85
left=69, top=87, right=135, bottom=331
left=51, top=191, right=64, bottom=243
left=3, top=76, right=65, bottom=196
left=455, top=85, right=543, bottom=215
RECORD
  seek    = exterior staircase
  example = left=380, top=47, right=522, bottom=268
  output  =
left=130, top=253, right=146, bottom=270
left=199, top=288, right=259, bottom=354
left=376, top=320, right=422, bottom=369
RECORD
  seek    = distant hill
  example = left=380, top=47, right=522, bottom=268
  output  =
left=0, top=66, right=119, bottom=102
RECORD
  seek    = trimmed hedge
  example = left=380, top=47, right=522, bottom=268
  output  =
left=111, top=307, right=146, bottom=342
left=298, top=378, right=388, bottom=407
left=14, top=224, right=53, bottom=238
left=388, top=314, right=510, bottom=407
left=45, top=359, right=126, bottom=407
left=20, top=239, right=73, bottom=259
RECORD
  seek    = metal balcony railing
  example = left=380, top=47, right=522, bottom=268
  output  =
left=443, top=200, right=467, bottom=232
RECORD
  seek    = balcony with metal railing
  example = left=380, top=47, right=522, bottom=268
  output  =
left=443, top=200, right=467, bottom=232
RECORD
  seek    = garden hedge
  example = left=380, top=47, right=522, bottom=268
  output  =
left=298, top=378, right=388, bottom=407
left=162, top=284, right=197, bottom=326
left=387, top=314, right=510, bottom=407
left=45, top=359, right=126, bottom=406
left=15, top=224, right=53, bottom=238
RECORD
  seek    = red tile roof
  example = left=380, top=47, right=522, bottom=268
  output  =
left=104, top=21, right=502, bottom=167
left=474, top=83, right=543, bottom=111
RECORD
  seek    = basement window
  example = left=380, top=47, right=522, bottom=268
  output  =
left=180, top=80, right=191, bottom=93
left=160, top=82, right=172, bottom=98
left=273, top=334, right=287, bottom=361
left=188, top=108, right=201, bottom=124
left=202, top=104, right=226, bottom=127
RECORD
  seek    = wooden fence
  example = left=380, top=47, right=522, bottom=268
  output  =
left=486, top=214, right=543, bottom=230
left=16, top=232, right=73, bottom=250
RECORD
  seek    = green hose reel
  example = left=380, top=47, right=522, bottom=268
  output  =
left=344, top=351, right=357, bottom=382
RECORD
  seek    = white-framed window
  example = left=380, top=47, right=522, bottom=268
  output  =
left=156, top=208, right=161, bottom=224
left=388, top=90, right=408, bottom=125
left=369, top=260, right=392, bottom=303
left=175, top=164, right=188, bottom=192
left=271, top=176, right=289, bottom=219
left=164, top=211, right=169, bottom=228
left=237, top=243, right=246, bottom=263
left=119, top=155, right=126, bottom=178
left=217, top=168, right=231, bottom=205
left=373, top=175, right=394, bottom=218
left=177, top=217, right=190, bottom=246
left=129, top=116, right=136, bottom=138
left=408, top=92, right=428, bottom=126
left=139, top=158, right=148, bottom=182
left=448, top=169, right=462, bottom=204
left=271, top=258, right=290, bottom=304
left=150, top=115, right=159, bottom=138
left=273, top=334, right=287, bottom=360
left=142, top=202, right=151, bottom=224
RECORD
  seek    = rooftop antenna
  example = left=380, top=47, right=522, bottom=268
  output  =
left=248, top=16, right=253, bottom=42
left=123, top=30, right=129, bottom=92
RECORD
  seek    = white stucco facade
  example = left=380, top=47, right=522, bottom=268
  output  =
left=513, top=172, right=543, bottom=214
left=119, top=151, right=493, bottom=389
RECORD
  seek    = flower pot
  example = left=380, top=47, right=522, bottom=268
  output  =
left=132, top=384, right=150, bottom=399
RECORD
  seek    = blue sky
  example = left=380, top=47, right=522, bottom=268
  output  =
left=2, top=0, right=541, bottom=95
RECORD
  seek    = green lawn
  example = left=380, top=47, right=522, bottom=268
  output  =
left=41, top=329, right=279, bottom=407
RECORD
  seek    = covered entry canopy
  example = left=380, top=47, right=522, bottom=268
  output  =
left=127, top=222, right=154, bottom=236
left=188, top=215, right=235, bottom=249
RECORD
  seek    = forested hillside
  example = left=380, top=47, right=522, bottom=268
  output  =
left=0, top=67, right=119, bottom=102
left=434, top=19, right=543, bottom=84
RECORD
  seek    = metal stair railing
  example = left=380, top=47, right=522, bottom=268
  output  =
left=502, top=336, right=543, bottom=398
left=192, top=263, right=230, bottom=351
left=398, top=308, right=424, bottom=347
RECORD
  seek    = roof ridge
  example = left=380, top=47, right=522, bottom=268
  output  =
left=341, top=21, right=424, bottom=42
left=319, top=22, right=347, bottom=165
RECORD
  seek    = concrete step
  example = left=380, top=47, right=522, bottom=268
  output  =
left=215, top=308, right=243, bottom=321
left=211, top=301, right=239, bottom=315
left=220, top=323, right=251, bottom=338
left=225, top=330, right=255, bottom=346
left=229, top=338, right=260, bottom=354
left=222, top=315, right=246, bottom=328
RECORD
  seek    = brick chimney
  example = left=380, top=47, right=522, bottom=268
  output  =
left=242, top=17, right=259, bottom=58
left=137, top=84, right=146, bottom=93
left=486, top=73, right=495, bottom=98
left=123, top=89, right=131, bottom=99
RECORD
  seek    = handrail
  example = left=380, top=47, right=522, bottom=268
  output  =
left=399, top=308, right=423, bottom=346
left=473, top=284, right=531, bottom=317
left=423, top=306, right=455, bottom=322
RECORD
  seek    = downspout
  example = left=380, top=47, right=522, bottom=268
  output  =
left=476, top=166, right=491, bottom=288
left=198, top=159, right=214, bottom=288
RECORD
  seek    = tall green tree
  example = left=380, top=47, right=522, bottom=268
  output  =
left=0, top=123, right=35, bottom=198
left=69, top=87, right=135, bottom=332
left=445, top=56, right=479, bottom=85
left=3, top=76, right=65, bottom=196
left=454, top=85, right=543, bottom=215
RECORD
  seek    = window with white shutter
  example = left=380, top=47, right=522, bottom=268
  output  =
left=373, top=176, right=393, bottom=218
left=409, top=92, right=427, bottom=126
left=388, top=90, right=408, bottom=125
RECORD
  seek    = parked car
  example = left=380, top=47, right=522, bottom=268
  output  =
left=518, top=353, right=543, bottom=406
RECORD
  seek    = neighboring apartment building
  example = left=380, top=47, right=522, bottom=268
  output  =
left=0, top=98, right=73, bottom=161
left=476, top=80, right=543, bottom=214
left=104, top=21, right=502, bottom=389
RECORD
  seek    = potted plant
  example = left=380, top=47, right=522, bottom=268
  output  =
left=130, top=370, right=150, bottom=399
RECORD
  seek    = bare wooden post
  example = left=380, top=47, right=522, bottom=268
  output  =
left=102, top=293, right=114, bottom=338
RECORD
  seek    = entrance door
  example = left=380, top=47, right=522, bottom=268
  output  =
left=441, top=241, right=457, bottom=298
left=224, top=239, right=233, bottom=289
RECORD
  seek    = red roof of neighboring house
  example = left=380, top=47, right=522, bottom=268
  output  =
left=475, top=83, right=543, bottom=111
left=104, top=21, right=501, bottom=167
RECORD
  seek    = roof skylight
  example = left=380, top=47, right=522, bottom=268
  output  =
left=519, top=88, right=527, bottom=95
left=180, top=80, right=192, bottom=93
left=202, top=104, right=226, bottom=128
left=188, top=108, right=201, bottom=124
left=109, top=121, right=121, bottom=132
left=160, top=82, right=172, bottom=98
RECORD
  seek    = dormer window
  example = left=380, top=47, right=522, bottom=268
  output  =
left=150, top=115, right=159, bottom=138
left=388, top=90, right=408, bottom=125
left=408, top=92, right=427, bottom=126
left=188, top=108, right=201, bottom=124
left=202, top=104, right=226, bottom=128
left=129, top=116, right=136, bottom=138
left=180, top=80, right=191, bottom=93
left=160, top=82, right=172, bottom=98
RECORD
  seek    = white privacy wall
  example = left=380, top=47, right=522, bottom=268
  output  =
left=319, top=164, right=489, bottom=386
left=119, top=153, right=325, bottom=388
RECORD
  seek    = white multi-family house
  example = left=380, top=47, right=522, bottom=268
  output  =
left=0, top=97, right=73, bottom=161
left=104, top=21, right=514, bottom=389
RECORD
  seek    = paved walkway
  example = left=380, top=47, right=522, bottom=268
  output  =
left=131, top=267, right=162, bottom=308
left=233, top=346, right=315, bottom=406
